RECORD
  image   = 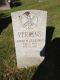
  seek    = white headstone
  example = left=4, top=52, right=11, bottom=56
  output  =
left=11, top=10, right=47, bottom=68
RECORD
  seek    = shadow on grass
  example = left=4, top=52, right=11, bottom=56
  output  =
left=10, top=1, right=22, bottom=8
left=0, top=16, right=11, bottom=34
left=31, top=27, right=60, bottom=80
left=0, top=13, right=4, bottom=17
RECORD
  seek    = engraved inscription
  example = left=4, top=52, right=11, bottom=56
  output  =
left=19, top=11, right=38, bottom=29
left=17, top=31, right=42, bottom=48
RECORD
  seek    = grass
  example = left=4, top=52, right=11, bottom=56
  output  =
left=0, top=0, right=60, bottom=80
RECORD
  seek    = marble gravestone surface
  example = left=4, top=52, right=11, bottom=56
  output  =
left=11, top=10, right=47, bottom=68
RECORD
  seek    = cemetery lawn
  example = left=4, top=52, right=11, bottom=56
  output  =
left=0, top=0, right=60, bottom=80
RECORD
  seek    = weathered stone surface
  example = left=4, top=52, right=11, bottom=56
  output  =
left=11, top=10, right=47, bottom=68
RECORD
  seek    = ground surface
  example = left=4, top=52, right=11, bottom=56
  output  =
left=0, top=0, right=60, bottom=80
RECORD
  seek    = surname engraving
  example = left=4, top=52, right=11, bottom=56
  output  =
left=18, top=31, right=41, bottom=37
